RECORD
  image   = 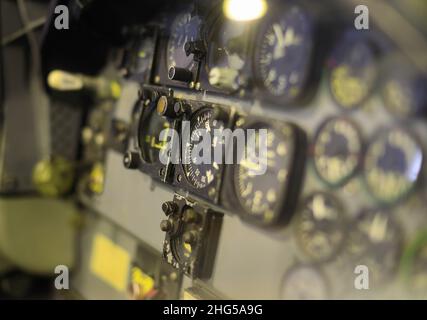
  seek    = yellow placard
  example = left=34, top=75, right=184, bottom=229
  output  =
left=90, top=234, right=130, bottom=292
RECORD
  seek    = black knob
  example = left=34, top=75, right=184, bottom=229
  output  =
left=183, top=231, right=197, bottom=245
left=162, top=201, right=177, bottom=216
left=183, top=209, right=199, bottom=223
left=160, top=220, right=173, bottom=232
left=123, top=151, right=139, bottom=169
left=168, top=66, right=193, bottom=83
left=184, top=40, right=205, bottom=58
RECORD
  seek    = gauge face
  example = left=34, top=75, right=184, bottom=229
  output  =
left=295, top=193, right=346, bottom=262
left=280, top=265, right=328, bottom=300
left=382, top=65, right=427, bottom=118
left=328, top=32, right=378, bottom=110
left=254, top=6, right=314, bottom=100
left=346, top=209, right=402, bottom=285
left=167, top=12, right=202, bottom=70
left=138, top=106, right=171, bottom=164
left=364, top=128, right=423, bottom=204
left=207, top=20, right=249, bottom=80
left=183, top=108, right=225, bottom=189
left=234, top=122, right=297, bottom=224
left=313, top=118, right=362, bottom=186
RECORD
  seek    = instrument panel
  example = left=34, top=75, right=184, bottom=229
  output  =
left=70, top=0, right=427, bottom=299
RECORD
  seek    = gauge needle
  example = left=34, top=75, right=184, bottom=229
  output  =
left=273, top=24, right=285, bottom=59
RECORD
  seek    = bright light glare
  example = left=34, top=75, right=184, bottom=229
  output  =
left=223, top=0, right=267, bottom=22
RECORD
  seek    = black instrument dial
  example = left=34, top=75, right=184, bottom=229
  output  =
left=382, top=61, right=427, bottom=118
left=346, top=209, right=402, bottom=286
left=167, top=12, right=202, bottom=70
left=313, top=117, right=363, bottom=187
left=328, top=31, right=379, bottom=110
left=254, top=5, right=314, bottom=102
left=183, top=108, right=226, bottom=189
left=280, top=265, right=328, bottom=300
left=295, top=193, right=346, bottom=262
left=138, top=105, right=171, bottom=164
left=364, top=128, right=423, bottom=205
left=234, top=122, right=298, bottom=225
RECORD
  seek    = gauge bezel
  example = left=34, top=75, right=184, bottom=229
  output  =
left=326, top=29, right=390, bottom=111
left=172, top=102, right=233, bottom=204
left=362, top=126, right=424, bottom=206
left=224, top=116, right=307, bottom=228
left=294, top=192, right=348, bottom=263
left=312, top=116, right=364, bottom=188
left=252, top=3, right=317, bottom=106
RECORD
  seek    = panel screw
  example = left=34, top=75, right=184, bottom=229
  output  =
left=160, top=220, right=173, bottom=232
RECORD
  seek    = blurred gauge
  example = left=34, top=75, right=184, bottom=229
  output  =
left=182, top=107, right=226, bottom=189
left=313, top=117, right=363, bottom=187
left=328, top=31, right=379, bottom=110
left=253, top=5, right=314, bottom=102
left=167, top=12, right=202, bottom=70
left=381, top=60, right=427, bottom=118
left=233, top=121, right=303, bottom=226
left=346, top=209, right=402, bottom=286
left=295, top=193, right=346, bottom=262
left=138, top=103, right=171, bottom=164
left=207, top=20, right=250, bottom=91
left=364, top=128, right=423, bottom=205
left=280, top=264, right=328, bottom=300
left=401, top=229, right=427, bottom=296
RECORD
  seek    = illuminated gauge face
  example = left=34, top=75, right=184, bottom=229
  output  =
left=401, top=231, right=427, bottom=295
left=183, top=108, right=225, bottom=189
left=346, top=210, right=402, bottom=285
left=234, top=122, right=296, bottom=223
left=364, top=128, right=423, bottom=204
left=382, top=67, right=427, bottom=118
left=254, top=6, right=314, bottom=100
left=295, top=193, right=346, bottom=262
left=138, top=107, right=171, bottom=164
left=207, top=21, right=249, bottom=74
left=313, top=118, right=362, bottom=187
left=280, top=265, right=328, bottom=300
left=328, top=32, right=378, bottom=110
left=167, top=13, right=201, bottom=70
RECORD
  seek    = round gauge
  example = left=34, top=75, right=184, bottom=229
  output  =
left=364, top=128, right=423, bottom=205
left=346, top=209, right=402, bottom=286
left=138, top=104, right=171, bottom=164
left=328, top=31, right=379, bottom=110
left=234, top=122, right=298, bottom=225
left=313, top=117, right=363, bottom=187
left=182, top=107, right=226, bottom=189
left=167, top=12, right=202, bottom=70
left=254, top=5, right=314, bottom=102
left=280, top=265, right=328, bottom=300
left=295, top=193, right=346, bottom=262
left=381, top=62, right=427, bottom=118
left=401, top=229, right=427, bottom=296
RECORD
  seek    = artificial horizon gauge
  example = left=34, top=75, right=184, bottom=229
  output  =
left=328, top=31, right=379, bottom=110
left=167, top=12, right=202, bottom=71
left=137, top=102, right=172, bottom=164
left=280, top=264, right=328, bottom=300
left=233, top=121, right=303, bottom=226
left=346, top=209, right=402, bottom=286
left=381, top=60, right=427, bottom=118
left=182, top=107, right=226, bottom=190
left=253, top=5, right=314, bottom=102
left=364, top=128, right=423, bottom=205
left=295, top=193, right=346, bottom=262
left=313, top=117, right=363, bottom=187
left=207, top=19, right=250, bottom=91
left=400, top=229, right=427, bottom=296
